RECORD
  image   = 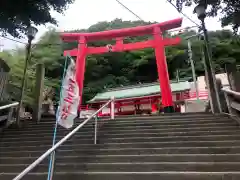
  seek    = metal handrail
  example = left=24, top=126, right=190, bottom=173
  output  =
left=0, top=102, right=19, bottom=110
left=13, top=98, right=114, bottom=180
left=0, top=102, right=19, bottom=123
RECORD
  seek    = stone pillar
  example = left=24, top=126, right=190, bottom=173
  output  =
left=33, top=63, right=45, bottom=123
left=225, top=63, right=240, bottom=92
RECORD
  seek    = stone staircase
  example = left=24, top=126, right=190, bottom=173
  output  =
left=1, top=113, right=240, bottom=180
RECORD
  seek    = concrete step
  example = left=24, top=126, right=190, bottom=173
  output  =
left=3, top=129, right=240, bottom=142
left=5, top=119, right=235, bottom=133
left=20, top=118, right=85, bottom=124
left=100, top=122, right=238, bottom=130
left=1, top=145, right=240, bottom=158
left=1, top=143, right=240, bottom=156
left=104, top=116, right=232, bottom=122
left=98, top=130, right=240, bottom=139
left=102, top=119, right=234, bottom=127
left=111, top=112, right=215, bottom=117
left=58, top=140, right=240, bottom=150
left=40, top=113, right=205, bottom=121
left=100, top=113, right=224, bottom=120
left=25, top=118, right=92, bottom=126
left=19, top=114, right=226, bottom=127
left=25, top=117, right=231, bottom=127
left=1, top=125, right=95, bottom=136
left=2, top=154, right=240, bottom=164
left=1, top=171, right=240, bottom=180
left=101, top=124, right=239, bottom=133
left=98, top=134, right=240, bottom=143
left=2, top=133, right=240, bottom=146
left=1, top=114, right=239, bottom=180
left=23, top=114, right=219, bottom=127
left=98, top=125, right=240, bottom=134
left=0, top=136, right=95, bottom=147
left=18, top=119, right=231, bottom=132
left=0, top=129, right=239, bottom=149
left=1, top=132, right=97, bottom=142
left=2, top=162, right=240, bottom=173
left=4, top=122, right=96, bottom=132
left=8, top=122, right=235, bottom=134
left=2, top=126, right=238, bottom=138
left=3, top=126, right=239, bottom=140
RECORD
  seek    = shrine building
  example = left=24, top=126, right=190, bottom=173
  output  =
left=86, top=80, right=191, bottom=116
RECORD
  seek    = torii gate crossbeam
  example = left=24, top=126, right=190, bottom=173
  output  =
left=61, top=18, right=183, bottom=113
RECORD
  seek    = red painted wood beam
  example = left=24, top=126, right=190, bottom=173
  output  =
left=64, top=37, right=181, bottom=56
left=61, top=18, right=182, bottom=42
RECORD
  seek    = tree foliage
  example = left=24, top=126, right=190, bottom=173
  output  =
left=1, top=19, right=240, bottom=106
left=170, top=0, right=240, bottom=32
left=0, top=0, right=74, bottom=37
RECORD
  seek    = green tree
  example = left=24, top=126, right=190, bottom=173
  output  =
left=0, top=0, right=75, bottom=37
left=171, top=0, right=240, bottom=32
left=0, top=29, right=64, bottom=105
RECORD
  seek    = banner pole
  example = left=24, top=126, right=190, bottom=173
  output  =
left=47, top=55, right=69, bottom=180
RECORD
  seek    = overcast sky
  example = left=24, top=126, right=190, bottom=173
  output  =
left=1, top=0, right=229, bottom=50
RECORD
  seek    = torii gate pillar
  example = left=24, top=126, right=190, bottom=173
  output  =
left=61, top=18, right=183, bottom=113
left=153, top=27, right=174, bottom=112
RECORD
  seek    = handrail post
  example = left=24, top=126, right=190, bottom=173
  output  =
left=94, top=115, right=98, bottom=145
left=111, top=96, right=115, bottom=120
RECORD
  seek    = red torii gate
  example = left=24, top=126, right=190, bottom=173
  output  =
left=61, top=18, right=182, bottom=113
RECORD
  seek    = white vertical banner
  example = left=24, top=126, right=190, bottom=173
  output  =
left=57, top=58, right=80, bottom=129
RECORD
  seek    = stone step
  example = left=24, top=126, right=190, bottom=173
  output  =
left=20, top=118, right=86, bottom=125
left=1, top=143, right=240, bottom=157
left=0, top=145, right=240, bottom=157
left=2, top=134, right=240, bottom=146
left=2, top=171, right=240, bottom=180
left=25, top=117, right=231, bottom=128
left=105, top=115, right=231, bottom=122
left=98, top=125, right=239, bottom=134
left=1, top=128, right=88, bottom=136
left=2, top=126, right=238, bottom=138
left=98, top=134, right=240, bottom=143
left=1, top=114, right=239, bottom=180
left=26, top=115, right=218, bottom=127
left=2, top=154, right=240, bottom=164
left=4, top=122, right=95, bottom=132
left=100, top=122, right=238, bottom=130
left=9, top=133, right=240, bottom=145
left=2, top=162, right=240, bottom=173
left=26, top=118, right=227, bottom=131
left=3, top=129, right=240, bottom=141
left=0, top=137, right=93, bottom=147
left=20, top=114, right=226, bottom=127
left=4, top=122, right=236, bottom=134
left=99, top=113, right=224, bottom=120
left=56, top=140, right=240, bottom=150
left=102, top=119, right=234, bottom=127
